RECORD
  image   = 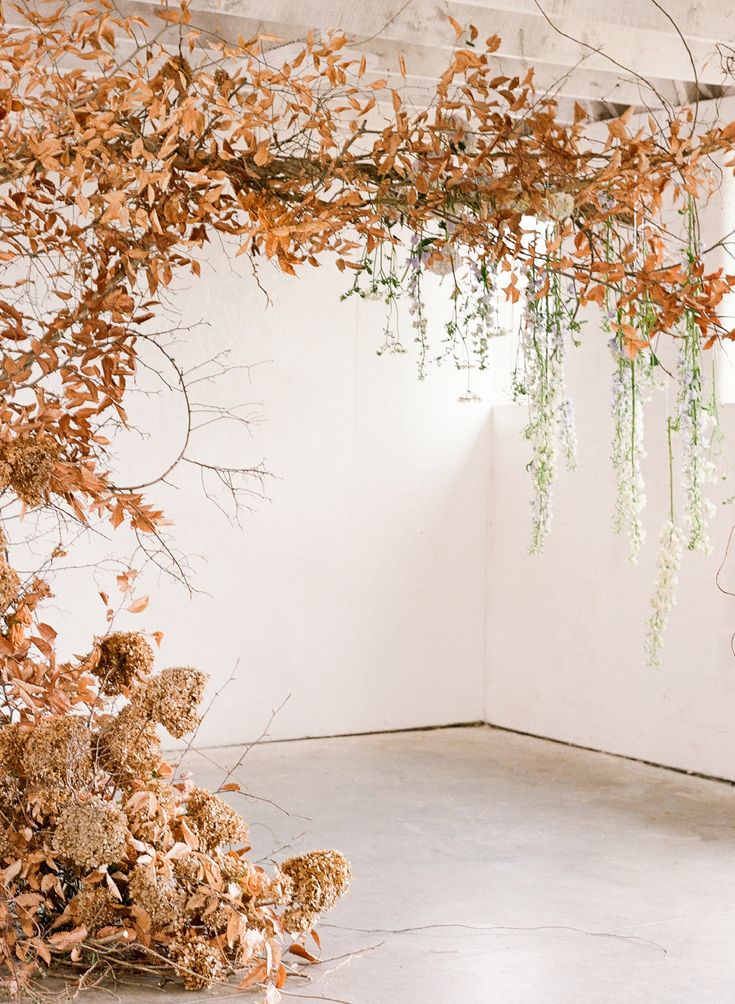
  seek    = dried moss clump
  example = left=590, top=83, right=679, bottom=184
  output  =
left=0, top=438, right=57, bottom=507
left=280, top=850, right=352, bottom=933
left=52, top=798, right=129, bottom=871
left=138, top=666, right=206, bottom=738
left=93, top=631, right=154, bottom=695
left=185, top=787, right=249, bottom=851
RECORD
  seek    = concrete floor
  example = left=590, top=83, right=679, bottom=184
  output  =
left=48, top=726, right=735, bottom=1003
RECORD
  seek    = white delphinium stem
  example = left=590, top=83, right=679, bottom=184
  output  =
left=675, top=309, right=716, bottom=553
left=674, top=197, right=717, bottom=553
left=406, top=232, right=430, bottom=378
left=604, top=215, right=651, bottom=564
left=516, top=259, right=578, bottom=554
left=461, top=249, right=508, bottom=370
left=645, top=519, right=683, bottom=667
left=610, top=345, right=650, bottom=562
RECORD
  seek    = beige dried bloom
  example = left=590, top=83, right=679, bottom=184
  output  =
left=280, top=850, right=351, bottom=933
left=0, top=826, right=12, bottom=861
left=168, top=930, right=226, bottom=991
left=128, top=864, right=185, bottom=932
left=173, top=853, right=205, bottom=889
left=0, top=722, right=29, bottom=778
left=0, top=438, right=57, bottom=507
left=185, top=787, right=248, bottom=852
left=22, top=717, right=92, bottom=800
left=93, top=631, right=154, bottom=696
left=199, top=902, right=233, bottom=935
left=0, top=562, right=19, bottom=612
left=0, top=724, right=28, bottom=824
left=97, top=705, right=162, bottom=786
left=52, top=797, right=129, bottom=871
left=68, top=886, right=118, bottom=932
left=218, top=852, right=252, bottom=887
left=136, top=666, right=206, bottom=738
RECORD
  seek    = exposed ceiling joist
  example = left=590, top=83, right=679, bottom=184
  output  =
left=158, top=0, right=727, bottom=87
left=448, top=0, right=735, bottom=45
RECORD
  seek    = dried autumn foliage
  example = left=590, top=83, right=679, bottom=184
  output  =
left=0, top=0, right=733, bottom=994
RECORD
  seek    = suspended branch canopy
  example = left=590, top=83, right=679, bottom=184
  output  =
left=0, top=0, right=733, bottom=994
left=0, top=1, right=732, bottom=534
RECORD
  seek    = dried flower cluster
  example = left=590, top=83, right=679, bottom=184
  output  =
left=0, top=642, right=351, bottom=997
left=52, top=797, right=129, bottom=871
left=0, top=438, right=57, bottom=508
left=139, top=666, right=207, bottom=738
left=280, top=851, right=352, bottom=934
left=186, top=786, right=250, bottom=851
left=93, top=632, right=155, bottom=695
left=0, top=531, right=19, bottom=613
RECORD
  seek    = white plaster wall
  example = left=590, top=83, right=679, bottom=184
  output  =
left=485, top=324, right=735, bottom=781
left=484, top=166, right=735, bottom=782
left=38, top=187, right=735, bottom=777
left=46, top=248, right=494, bottom=747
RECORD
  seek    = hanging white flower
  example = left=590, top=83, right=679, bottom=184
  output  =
left=645, top=521, right=683, bottom=667
left=516, top=260, right=578, bottom=554
left=544, top=191, right=575, bottom=222
left=425, top=252, right=455, bottom=277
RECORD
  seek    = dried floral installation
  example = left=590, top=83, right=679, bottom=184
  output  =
left=1, top=0, right=735, bottom=995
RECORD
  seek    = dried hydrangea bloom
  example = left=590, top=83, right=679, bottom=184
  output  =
left=97, top=705, right=162, bottom=787
left=0, top=826, right=12, bottom=861
left=218, top=852, right=256, bottom=889
left=0, top=722, right=29, bottom=778
left=0, top=562, right=19, bottom=613
left=22, top=714, right=93, bottom=815
left=52, top=797, right=129, bottom=871
left=68, top=886, right=118, bottom=932
left=136, top=666, right=206, bottom=738
left=173, top=853, right=205, bottom=890
left=93, top=631, right=154, bottom=696
left=0, top=438, right=57, bottom=507
left=199, top=902, right=234, bottom=935
left=0, top=724, right=29, bottom=824
left=128, top=864, right=185, bottom=932
left=22, top=717, right=93, bottom=803
left=168, top=930, right=226, bottom=991
left=0, top=459, right=11, bottom=493
left=185, top=787, right=249, bottom=852
left=0, top=774, right=23, bottom=828
left=280, top=850, right=351, bottom=933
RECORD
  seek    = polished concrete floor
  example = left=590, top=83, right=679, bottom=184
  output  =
left=46, top=726, right=735, bottom=1003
